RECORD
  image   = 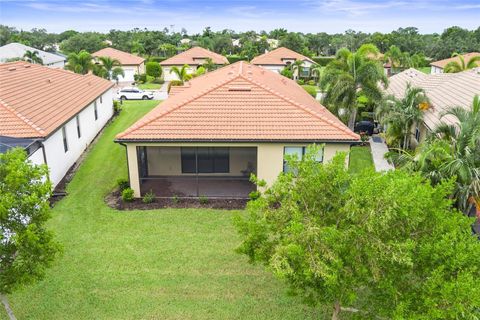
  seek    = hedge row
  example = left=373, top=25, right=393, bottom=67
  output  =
left=226, top=55, right=249, bottom=64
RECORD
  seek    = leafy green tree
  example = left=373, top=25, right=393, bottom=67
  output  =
left=279, top=32, right=307, bottom=53
left=444, top=53, right=480, bottom=73
left=376, top=84, right=429, bottom=149
left=23, top=50, right=43, bottom=64
left=321, top=44, right=387, bottom=125
left=157, top=43, right=177, bottom=57
left=145, top=61, right=162, bottom=79
left=94, top=56, right=124, bottom=81
left=169, top=64, right=192, bottom=83
left=235, top=147, right=480, bottom=320
left=384, top=45, right=403, bottom=70
left=60, top=32, right=105, bottom=54
left=66, top=50, right=93, bottom=75
left=202, top=58, right=216, bottom=71
left=0, top=148, right=60, bottom=319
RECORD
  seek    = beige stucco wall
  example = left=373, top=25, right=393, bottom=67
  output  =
left=125, top=142, right=352, bottom=197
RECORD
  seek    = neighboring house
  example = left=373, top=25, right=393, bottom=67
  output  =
left=251, top=47, right=316, bottom=80
left=160, top=47, right=229, bottom=81
left=430, top=52, right=480, bottom=74
left=115, top=61, right=359, bottom=198
left=0, top=42, right=66, bottom=68
left=385, top=67, right=480, bottom=146
left=92, top=47, right=145, bottom=83
left=0, top=62, right=114, bottom=188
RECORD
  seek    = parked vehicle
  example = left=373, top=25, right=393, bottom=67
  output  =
left=354, top=120, right=375, bottom=135
left=117, top=87, right=154, bottom=100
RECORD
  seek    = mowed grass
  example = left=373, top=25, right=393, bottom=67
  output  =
left=349, top=146, right=374, bottom=174
left=138, top=82, right=163, bottom=90
left=3, top=100, right=321, bottom=319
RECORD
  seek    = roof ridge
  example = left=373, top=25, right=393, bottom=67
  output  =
left=240, top=73, right=358, bottom=139
left=116, top=73, right=240, bottom=139
left=0, top=98, right=45, bottom=136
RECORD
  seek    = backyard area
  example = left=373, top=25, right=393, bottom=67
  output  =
left=349, top=145, right=374, bottom=174
left=2, top=100, right=324, bottom=319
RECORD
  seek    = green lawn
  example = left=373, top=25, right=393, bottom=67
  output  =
left=301, top=84, right=319, bottom=98
left=138, top=82, right=163, bottom=90
left=3, top=100, right=322, bottom=319
left=349, top=146, right=374, bottom=174
left=417, top=66, right=431, bottom=74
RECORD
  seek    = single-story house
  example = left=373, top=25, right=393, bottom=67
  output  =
left=92, top=47, right=145, bottom=82
left=430, top=52, right=480, bottom=74
left=115, top=61, right=359, bottom=198
left=250, top=47, right=316, bottom=80
left=0, top=61, right=114, bottom=188
left=0, top=42, right=66, bottom=68
left=160, top=47, right=229, bottom=82
left=385, top=67, right=480, bottom=146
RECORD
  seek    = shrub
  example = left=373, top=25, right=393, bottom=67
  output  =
left=146, top=61, right=162, bottom=78
left=116, top=178, right=129, bottom=191
left=226, top=55, right=248, bottom=64
left=249, top=190, right=261, bottom=200
left=152, top=77, right=165, bottom=84
left=302, top=85, right=317, bottom=97
left=297, top=79, right=304, bottom=85
left=307, top=80, right=316, bottom=85
left=280, top=68, right=293, bottom=79
left=172, top=195, right=180, bottom=204
left=134, top=73, right=147, bottom=83
left=142, top=190, right=155, bottom=203
left=168, top=80, right=183, bottom=92
left=199, top=195, right=209, bottom=205
left=146, top=75, right=155, bottom=82
left=121, top=187, right=134, bottom=202
left=113, top=100, right=122, bottom=114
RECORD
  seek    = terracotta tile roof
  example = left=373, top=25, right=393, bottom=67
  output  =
left=117, top=61, right=359, bottom=142
left=385, top=68, right=480, bottom=130
left=160, top=47, right=229, bottom=66
left=0, top=61, right=113, bottom=138
left=251, top=47, right=315, bottom=66
left=92, top=47, right=145, bottom=65
left=430, top=52, right=480, bottom=69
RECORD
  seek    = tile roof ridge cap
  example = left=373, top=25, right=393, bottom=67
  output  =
left=117, top=75, right=240, bottom=138
left=0, top=98, right=45, bottom=136
left=243, top=76, right=359, bottom=139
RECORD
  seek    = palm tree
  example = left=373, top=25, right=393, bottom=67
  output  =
left=202, top=58, right=216, bottom=72
left=390, top=95, right=480, bottom=213
left=170, top=64, right=192, bottom=83
left=320, top=44, right=388, bottom=126
left=444, top=53, right=480, bottom=73
left=376, top=84, right=429, bottom=149
left=23, top=50, right=43, bottom=64
left=66, top=50, right=93, bottom=75
left=310, top=64, right=322, bottom=84
left=94, top=56, right=125, bottom=81
left=291, top=60, right=304, bottom=80
left=384, top=45, right=403, bottom=71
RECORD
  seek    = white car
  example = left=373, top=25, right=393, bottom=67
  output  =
left=117, top=87, right=154, bottom=100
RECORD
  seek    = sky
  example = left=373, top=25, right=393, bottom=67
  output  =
left=0, top=0, right=479, bottom=34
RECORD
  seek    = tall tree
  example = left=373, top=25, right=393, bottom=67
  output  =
left=66, top=50, right=93, bottom=75
left=169, top=64, right=192, bottom=83
left=236, top=148, right=480, bottom=320
left=376, top=84, right=429, bottom=149
left=320, top=44, right=387, bottom=125
left=94, top=56, right=125, bottom=81
left=444, top=53, right=480, bottom=73
left=0, top=148, right=60, bottom=320
left=392, top=95, right=480, bottom=213
left=23, top=50, right=43, bottom=64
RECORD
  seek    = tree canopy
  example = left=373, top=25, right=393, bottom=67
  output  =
left=235, top=148, right=480, bottom=320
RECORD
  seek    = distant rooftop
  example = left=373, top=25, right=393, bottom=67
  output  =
left=251, top=47, right=315, bottom=65
left=160, top=47, right=229, bottom=66
left=0, top=42, right=66, bottom=65
left=430, top=52, right=480, bottom=69
left=92, top=47, right=145, bottom=65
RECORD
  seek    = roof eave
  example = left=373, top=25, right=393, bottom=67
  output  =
left=114, top=138, right=360, bottom=144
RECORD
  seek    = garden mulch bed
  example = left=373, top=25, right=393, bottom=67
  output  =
left=105, top=190, right=248, bottom=210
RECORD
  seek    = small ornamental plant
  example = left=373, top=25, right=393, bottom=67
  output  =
left=121, top=187, right=134, bottom=202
